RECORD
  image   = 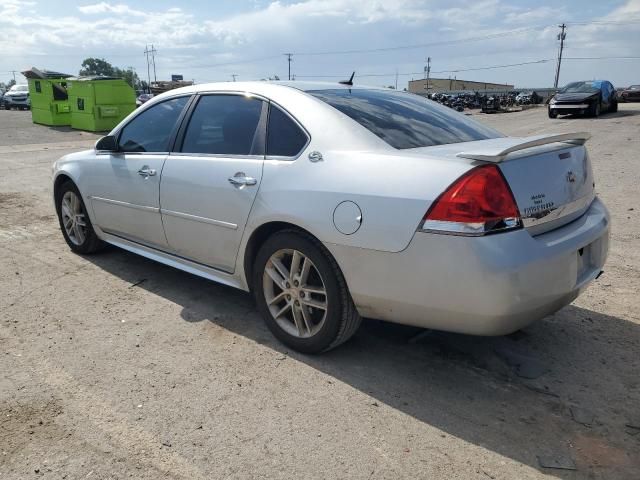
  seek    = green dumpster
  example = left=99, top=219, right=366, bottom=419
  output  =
left=67, top=77, right=136, bottom=132
left=22, top=68, right=73, bottom=126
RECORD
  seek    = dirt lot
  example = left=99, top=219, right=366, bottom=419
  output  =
left=1, top=105, right=639, bottom=480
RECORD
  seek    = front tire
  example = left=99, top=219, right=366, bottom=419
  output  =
left=55, top=181, right=104, bottom=254
left=548, top=108, right=558, bottom=119
left=589, top=100, right=601, bottom=117
left=253, top=230, right=361, bottom=354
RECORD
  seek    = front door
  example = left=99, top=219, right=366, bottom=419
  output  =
left=87, top=96, right=190, bottom=248
left=160, top=94, right=267, bottom=272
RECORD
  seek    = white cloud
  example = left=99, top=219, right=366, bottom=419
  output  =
left=0, top=0, right=638, bottom=87
left=78, top=2, right=146, bottom=16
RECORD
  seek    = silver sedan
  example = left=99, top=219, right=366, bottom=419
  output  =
left=52, top=82, right=610, bottom=353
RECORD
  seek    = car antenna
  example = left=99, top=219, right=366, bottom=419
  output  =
left=339, top=72, right=355, bottom=86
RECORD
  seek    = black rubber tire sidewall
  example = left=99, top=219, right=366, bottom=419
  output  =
left=55, top=181, right=103, bottom=254
left=253, top=231, right=345, bottom=354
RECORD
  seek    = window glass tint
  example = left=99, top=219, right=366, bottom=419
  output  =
left=308, top=89, right=501, bottom=149
left=118, top=96, right=189, bottom=152
left=267, top=105, right=307, bottom=157
left=181, top=95, right=263, bottom=155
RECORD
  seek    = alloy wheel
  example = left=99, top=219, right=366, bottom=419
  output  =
left=263, top=249, right=328, bottom=338
left=61, top=190, right=87, bottom=246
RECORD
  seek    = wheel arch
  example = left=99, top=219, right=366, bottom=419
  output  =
left=241, top=221, right=347, bottom=294
left=53, top=172, right=74, bottom=200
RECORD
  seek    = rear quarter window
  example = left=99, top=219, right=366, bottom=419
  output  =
left=308, top=88, right=501, bottom=149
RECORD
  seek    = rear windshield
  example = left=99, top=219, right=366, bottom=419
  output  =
left=308, top=88, right=501, bottom=149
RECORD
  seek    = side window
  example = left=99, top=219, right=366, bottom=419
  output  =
left=118, top=96, right=189, bottom=153
left=181, top=95, right=264, bottom=155
left=266, top=105, right=308, bottom=157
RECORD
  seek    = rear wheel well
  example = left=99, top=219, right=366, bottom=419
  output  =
left=243, top=222, right=319, bottom=291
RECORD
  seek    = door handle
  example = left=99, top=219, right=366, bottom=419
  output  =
left=228, top=172, right=257, bottom=187
left=138, top=166, right=157, bottom=177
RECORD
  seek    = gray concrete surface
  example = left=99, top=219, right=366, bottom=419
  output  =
left=1, top=106, right=639, bottom=479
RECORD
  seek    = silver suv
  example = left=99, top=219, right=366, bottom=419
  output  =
left=3, top=84, right=30, bottom=110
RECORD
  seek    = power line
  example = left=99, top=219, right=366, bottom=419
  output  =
left=188, top=54, right=283, bottom=69
left=295, top=59, right=554, bottom=79
left=563, top=56, right=640, bottom=60
left=290, top=26, right=547, bottom=57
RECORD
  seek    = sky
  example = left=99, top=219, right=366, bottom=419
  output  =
left=1, top=0, right=640, bottom=89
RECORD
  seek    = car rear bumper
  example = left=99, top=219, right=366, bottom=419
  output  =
left=325, top=197, right=609, bottom=335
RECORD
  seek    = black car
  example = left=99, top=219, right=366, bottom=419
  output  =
left=548, top=80, right=617, bottom=118
left=620, top=85, right=640, bottom=102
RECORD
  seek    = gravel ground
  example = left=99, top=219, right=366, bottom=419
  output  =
left=1, top=105, right=639, bottom=479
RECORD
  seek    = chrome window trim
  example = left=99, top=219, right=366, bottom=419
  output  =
left=96, top=151, right=169, bottom=156
left=168, top=152, right=264, bottom=160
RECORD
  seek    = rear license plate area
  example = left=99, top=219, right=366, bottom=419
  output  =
left=577, top=242, right=594, bottom=280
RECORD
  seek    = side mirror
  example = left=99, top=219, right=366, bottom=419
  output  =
left=95, top=135, right=118, bottom=152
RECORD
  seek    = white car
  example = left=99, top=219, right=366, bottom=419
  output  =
left=52, top=82, right=609, bottom=353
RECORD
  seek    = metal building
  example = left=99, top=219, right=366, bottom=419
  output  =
left=408, top=78, right=514, bottom=94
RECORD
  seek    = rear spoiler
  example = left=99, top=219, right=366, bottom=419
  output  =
left=456, top=132, right=591, bottom=162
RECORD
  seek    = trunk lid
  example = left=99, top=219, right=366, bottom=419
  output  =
left=418, top=133, right=595, bottom=236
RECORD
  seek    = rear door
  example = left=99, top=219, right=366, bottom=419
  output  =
left=160, top=93, right=267, bottom=272
left=88, top=95, right=191, bottom=248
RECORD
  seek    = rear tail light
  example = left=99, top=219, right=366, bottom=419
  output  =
left=419, top=164, right=521, bottom=236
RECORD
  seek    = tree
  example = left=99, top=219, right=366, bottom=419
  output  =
left=79, top=58, right=142, bottom=90
left=7, top=79, right=16, bottom=88
left=79, top=58, right=116, bottom=77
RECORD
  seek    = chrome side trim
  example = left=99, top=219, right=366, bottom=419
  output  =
left=161, top=209, right=238, bottom=230
left=522, top=193, right=595, bottom=228
left=90, top=196, right=159, bottom=213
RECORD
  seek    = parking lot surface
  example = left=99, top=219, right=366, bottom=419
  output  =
left=1, top=106, right=639, bottom=479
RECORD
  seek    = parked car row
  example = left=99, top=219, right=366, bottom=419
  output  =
left=1, top=84, right=31, bottom=110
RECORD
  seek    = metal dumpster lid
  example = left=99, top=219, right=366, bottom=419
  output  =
left=22, top=67, right=73, bottom=79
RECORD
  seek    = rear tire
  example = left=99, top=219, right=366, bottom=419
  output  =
left=55, top=180, right=105, bottom=254
left=611, top=100, right=618, bottom=113
left=253, top=230, right=361, bottom=354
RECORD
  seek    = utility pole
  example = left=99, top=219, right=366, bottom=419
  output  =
left=231, top=74, right=238, bottom=82
left=554, top=24, right=567, bottom=88
left=424, top=57, right=431, bottom=93
left=144, top=45, right=152, bottom=93
left=150, top=44, right=157, bottom=83
left=9, top=70, right=17, bottom=83
left=284, top=53, right=293, bottom=81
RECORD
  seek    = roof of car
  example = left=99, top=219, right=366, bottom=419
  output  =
left=164, top=80, right=386, bottom=96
